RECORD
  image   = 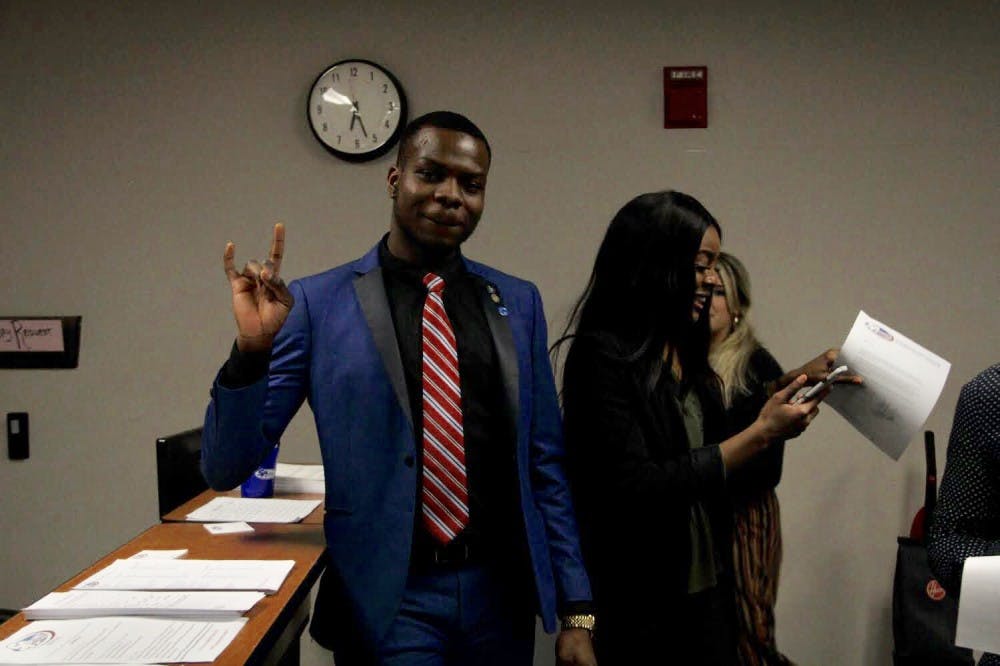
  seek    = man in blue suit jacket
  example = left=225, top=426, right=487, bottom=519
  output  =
left=201, top=112, right=596, bottom=665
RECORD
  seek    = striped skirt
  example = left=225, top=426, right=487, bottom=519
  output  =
left=732, top=489, right=794, bottom=666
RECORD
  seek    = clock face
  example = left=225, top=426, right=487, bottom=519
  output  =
left=307, top=59, right=407, bottom=162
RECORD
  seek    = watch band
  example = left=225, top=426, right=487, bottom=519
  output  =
left=561, top=613, right=596, bottom=633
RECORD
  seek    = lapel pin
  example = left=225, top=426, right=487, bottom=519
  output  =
left=498, top=306, right=509, bottom=317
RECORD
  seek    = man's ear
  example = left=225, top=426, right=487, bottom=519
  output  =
left=387, top=165, right=400, bottom=198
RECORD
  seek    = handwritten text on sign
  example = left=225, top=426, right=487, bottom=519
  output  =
left=0, top=319, right=65, bottom=352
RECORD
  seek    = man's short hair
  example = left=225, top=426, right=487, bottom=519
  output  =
left=396, top=111, right=491, bottom=164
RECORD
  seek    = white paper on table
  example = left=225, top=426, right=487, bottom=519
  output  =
left=128, top=549, right=187, bottom=560
left=956, top=555, right=1000, bottom=654
left=274, top=463, right=325, bottom=494
left=22, top=590, right=265, bottom=620
left=824, top=311, right=951, bottom=459
left=204, top=522, right=254, bottom=535
left=185, top=497, right=321, bottom=523
left=0, top=616, right=246, bottom=663
left=72, top=558, right=294, bottom=594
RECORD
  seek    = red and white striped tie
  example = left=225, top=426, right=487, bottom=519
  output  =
left=420, top=273, right=469, bottom=544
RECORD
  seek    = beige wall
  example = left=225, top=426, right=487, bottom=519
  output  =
left=1, top=1, right=997, bottom=663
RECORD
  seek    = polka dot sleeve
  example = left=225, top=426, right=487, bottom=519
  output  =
left=927, top=363, right=1000, bottom=595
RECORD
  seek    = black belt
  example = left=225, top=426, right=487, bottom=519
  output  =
left=412, top=539, right=482, bottom=569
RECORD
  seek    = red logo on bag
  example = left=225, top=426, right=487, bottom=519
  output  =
left=926, top=579, right=946, bottom=601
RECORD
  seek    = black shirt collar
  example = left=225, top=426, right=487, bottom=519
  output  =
left=378, top=234, right=467, bottom=286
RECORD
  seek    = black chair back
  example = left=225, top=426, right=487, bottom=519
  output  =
left=155, top=427, right=209, bottom=517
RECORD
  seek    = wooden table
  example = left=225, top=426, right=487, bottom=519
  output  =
left=0, top=522, right=327, bottom=666
left=161, top=489, right=326, bottom=525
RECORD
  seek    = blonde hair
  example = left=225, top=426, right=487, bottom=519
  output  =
left=709, top=252, right=760, bottom=408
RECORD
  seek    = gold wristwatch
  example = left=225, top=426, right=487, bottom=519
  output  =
left=561, top=613, right=596, bottom=634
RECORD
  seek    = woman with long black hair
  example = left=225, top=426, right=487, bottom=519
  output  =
left=556, top=191, right=833, bottom=664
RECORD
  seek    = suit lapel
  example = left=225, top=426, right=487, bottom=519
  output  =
left=353, top=267, right=413, bottom=427
left=475, top=277, right=520, bottom=432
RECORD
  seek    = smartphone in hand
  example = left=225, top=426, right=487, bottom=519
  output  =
left=791, top=365, right=849, bottom=405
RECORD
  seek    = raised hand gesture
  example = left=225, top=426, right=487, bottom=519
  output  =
left=223, top=223, right=294, bottom=352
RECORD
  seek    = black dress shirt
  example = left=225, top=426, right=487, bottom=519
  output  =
left=376, top=240, right=522, bottom=568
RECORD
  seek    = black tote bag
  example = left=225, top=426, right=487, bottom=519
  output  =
left=892, top=537, right=973, bottom=665
left=892, top=432, right=974, bottom=666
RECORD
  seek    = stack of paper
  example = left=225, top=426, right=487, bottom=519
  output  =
left=186, top=497, right=321, bottom=523
left=73, top=558, right=295, bottom=595
left=23, top=590, right=265, bottom=620
left=6, top=555, right=294, bottom=664
left=0, top=616, right=246, bottom=664
left=274, top=463, right=325, bottom=494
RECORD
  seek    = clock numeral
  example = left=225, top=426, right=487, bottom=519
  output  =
left=322, top=122, right=328, bottom=132
left=350, top=66, right=358, bottom=77
left=372, top=134, right=378, bottom=143
left=354, top=138, right=360, bottom=148
left=320, top=86, right=327, bottom=94
left=332, top=72, right=340, bottom=82
left=315, top=104, right=322, bottom=115
left=337, top=135, right=342, bottom=144
left=385, top=120, right=390, bottom=129
left=382, top=84, right=388, bottom=94
left=370, top=71, right=374, bottom=81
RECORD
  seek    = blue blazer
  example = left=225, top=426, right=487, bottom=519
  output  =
left=202, top=242, right=591, bottom=647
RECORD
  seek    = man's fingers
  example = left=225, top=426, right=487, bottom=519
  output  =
left=259, top=274, right=294, bottom=308
left=269, top=223, right=285, bottom=277
left=244, top=259, right=263, bottom=280
left=226, top=224, right=285, bottom=282
left=261, top=259, right=278, bottom=282
left=223, top=242, right=240, bottom=281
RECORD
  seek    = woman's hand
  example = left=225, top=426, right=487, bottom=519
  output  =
left=769, top=348, right=863, bottom=394
left=721, top=375, right=822, bottom=471
left=757, top=374, right=822, bottom=441
left=224, top=223, right=294, bottom=352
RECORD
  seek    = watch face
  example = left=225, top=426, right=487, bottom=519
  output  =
left=307, top=59, right=407, bottom=162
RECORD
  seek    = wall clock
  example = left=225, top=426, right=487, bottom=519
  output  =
left=307, top=59, right=407, bottom=162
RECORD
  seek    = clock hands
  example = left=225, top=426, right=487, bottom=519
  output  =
left=349, top=100, right=368, bottom=138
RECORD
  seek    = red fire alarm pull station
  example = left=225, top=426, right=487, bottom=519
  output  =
left=664, top=66, right=708, bottom=128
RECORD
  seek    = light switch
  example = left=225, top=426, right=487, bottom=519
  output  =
left=7, top=412, right=28, bottom=460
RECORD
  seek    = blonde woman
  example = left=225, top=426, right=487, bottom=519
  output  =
left=709, top=252, right=793, bottom=666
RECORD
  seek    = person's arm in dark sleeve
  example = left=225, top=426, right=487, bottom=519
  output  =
left=220, top=341, right=271, bottom=388
left=202, top=280, right=311, bottom=490
left=726, top=347, right=786, bottom=497
left=523, top=285, right=593, bottom=610
left=928, top=370, right=1000, bottom=594
left=563, top=337, right=727, bottom=510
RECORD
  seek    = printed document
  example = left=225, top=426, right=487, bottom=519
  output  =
left=185, top=497, right=321, bottom=523
left=824, top=311, right=950, bottom=459
left=73, top=558, right=294, bottom=594
left=274, top=463, right=325, bottom=494
left=22, top=590, right=264, bottom=620
left=0, top=616, right=245, bottom=663
left=956, top=555, right=1000, bottom=654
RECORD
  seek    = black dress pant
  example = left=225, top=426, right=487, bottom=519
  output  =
left=596, top=582, right=738, bottom=666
